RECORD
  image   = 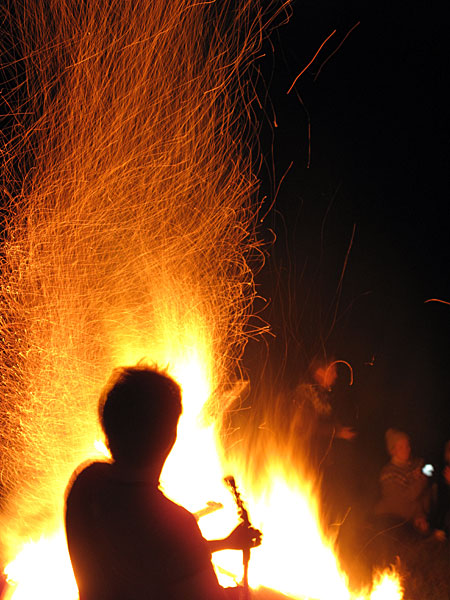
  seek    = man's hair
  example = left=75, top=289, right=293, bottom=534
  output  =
left=99, top=365, right=182, bottom=466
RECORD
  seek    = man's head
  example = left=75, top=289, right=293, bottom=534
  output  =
left=99, top=365, right=182, bottom=468
left=312, top=361, right=337, bottom=391
left=385, top=428, right=411, bottom=463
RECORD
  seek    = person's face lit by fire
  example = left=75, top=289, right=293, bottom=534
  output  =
left=392, top=436, right=411, bottom=464
left=313, top=363, right=337, bottom=390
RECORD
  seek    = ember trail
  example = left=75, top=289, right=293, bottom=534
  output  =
left=1, top=2, right=402, bottom=599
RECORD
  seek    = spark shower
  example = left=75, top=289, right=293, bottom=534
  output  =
left=0, top=0, right=266, bottom=552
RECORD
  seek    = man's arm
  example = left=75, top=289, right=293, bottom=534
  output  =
left=207, top=522, right=262, bottom=553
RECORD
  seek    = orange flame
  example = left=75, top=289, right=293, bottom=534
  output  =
left=369, top=568, right=403, bottom=600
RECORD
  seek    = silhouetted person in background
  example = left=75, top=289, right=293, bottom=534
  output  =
left=294, top=362, right=357, bottom=466
left=374, top=428, right=431, bottom=534
left=295, top=361, right=357, bottom=525
left=65, top=365, right=261, bottom=600
left=433, top=439, right=450, bottom=539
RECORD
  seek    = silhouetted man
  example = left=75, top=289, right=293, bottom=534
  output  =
left=65, top=365, right=261, bottom=599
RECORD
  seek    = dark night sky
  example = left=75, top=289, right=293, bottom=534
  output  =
left=244, top=2, right=450, bottom=481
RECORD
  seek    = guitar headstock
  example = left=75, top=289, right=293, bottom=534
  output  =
left=224, top=474, right=250, bottom=525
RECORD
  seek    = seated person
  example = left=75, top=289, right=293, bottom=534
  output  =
left=65, top=365, right=261, bottom=600
left=433, top=439, right=450, bottom=539
left=374, top=428, right=431, bottom=534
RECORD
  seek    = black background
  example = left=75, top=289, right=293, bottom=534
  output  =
left=244, top=1, right=450, bottom=489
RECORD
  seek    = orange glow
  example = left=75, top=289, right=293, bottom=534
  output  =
left=314, top=363, right=338, bottom=389
left=1, top=2, right=404, bottom=600
left=369, top=568, right=403, bottom=600
left=2, top=533, right=78, bottom=600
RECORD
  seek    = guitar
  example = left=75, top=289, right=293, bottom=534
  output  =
left=224, top=475, right=252, bottom=599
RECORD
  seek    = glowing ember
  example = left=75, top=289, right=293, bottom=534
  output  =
left=0, top=2, right=404, bottom=600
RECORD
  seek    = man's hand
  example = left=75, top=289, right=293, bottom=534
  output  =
left=225, top=522, right=262, bottom=550
left=208, top=522, right=262, bottom=553
left=413, top=515, right=430, bottom=534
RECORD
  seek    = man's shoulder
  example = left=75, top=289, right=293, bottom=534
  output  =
left=65, top=460, right=111, bottom=501
left=71, top=459, right=111, bottom=482
left=380, top=461, right=404, bottom=480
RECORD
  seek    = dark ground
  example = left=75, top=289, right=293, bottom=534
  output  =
left=337, top=514, right=450, bottom=599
